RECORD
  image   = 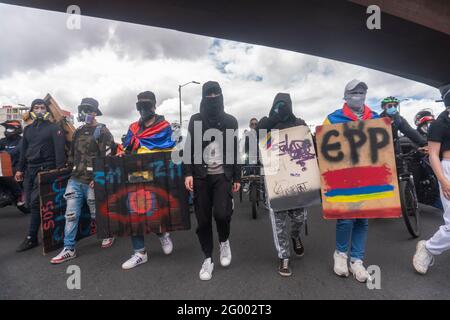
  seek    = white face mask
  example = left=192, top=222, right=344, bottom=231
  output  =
left=6, top=128, right=14, bottom=133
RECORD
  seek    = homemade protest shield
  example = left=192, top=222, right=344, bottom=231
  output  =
left=0, top=152, right=13, bottom=177
left=39, top=168, right=95, bottom=254
left=315, top=118, right=402, bottom=219
left=259, top=125, right=321, bottom=212
left=93, top=152, right=190, bottom=238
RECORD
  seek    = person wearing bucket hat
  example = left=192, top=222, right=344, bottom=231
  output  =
left=323, top=80, right=379, bottom=283
left=413, top=84, right=450, bottom=275
left=120, top=90, right=176, bottom=270
left=51, top=97, right=117, bottom=264
left=16, top=98, right=66, bottom=252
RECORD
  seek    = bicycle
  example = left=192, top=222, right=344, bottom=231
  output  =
left=396, top=145, right=421, bottom=238
left=240, top=165, right=266, bottom=219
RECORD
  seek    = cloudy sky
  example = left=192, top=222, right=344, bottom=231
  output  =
left=0, top=3, right=445, bottom=140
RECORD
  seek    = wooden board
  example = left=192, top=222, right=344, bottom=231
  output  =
left=93, top=152, right=190, bottom=238
left=315, top=118, right=402, bottom=219
left=259, top=125, right=321, bottom=211
left=0, top=152, right=13, bottom=177
left=39, top=168, right=96, bottom=254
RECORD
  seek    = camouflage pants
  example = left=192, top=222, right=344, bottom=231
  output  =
left=269, top=207, right=307, bottom=259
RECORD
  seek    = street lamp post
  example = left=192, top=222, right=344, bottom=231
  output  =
left=179, top=81, right=200, bottom=125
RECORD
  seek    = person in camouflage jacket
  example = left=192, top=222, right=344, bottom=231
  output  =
left=51, top=98, right=116, bottom=264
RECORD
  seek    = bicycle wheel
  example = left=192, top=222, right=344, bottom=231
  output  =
left=400, top=180, right=420, bottom=238
left=249, top=182, right=258, bottom=219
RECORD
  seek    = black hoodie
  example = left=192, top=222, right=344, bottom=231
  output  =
left=184, top=81, right=240, bottom=182
left=258, top=93, right=307, bottom=131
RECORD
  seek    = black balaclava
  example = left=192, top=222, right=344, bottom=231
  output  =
left=200, top=81, right=224, bottom=128
left=136, top=91, right=156, bottom=123
left=269, top=93, right=294, bottom=124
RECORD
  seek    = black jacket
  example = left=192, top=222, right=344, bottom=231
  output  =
left=17, top=120, right=66, bottom=171
left=380, top=111, right=427, bottom=147
left=184, top=81, right=241, bottom=182
left=0, top=135, right=22, bottom=170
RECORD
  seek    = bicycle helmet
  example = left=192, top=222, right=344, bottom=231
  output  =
left=381, top=96, right=400, bottom=108
left=414, top=109, right=435, bottom=127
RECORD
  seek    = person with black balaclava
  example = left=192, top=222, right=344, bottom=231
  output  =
left=413, top=84, right=450, bottom=275
left=15, top=98, right=66, bottom=252
left=184, top=81, right=241, bottom=281
left=257, top=93, right=308, bottom=277
left=120, top=91, right=176, bottom=270
left=0, top=120, right=25, bottom=209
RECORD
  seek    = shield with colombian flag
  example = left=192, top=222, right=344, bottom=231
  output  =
left=316, top=118, right=402, bottom=219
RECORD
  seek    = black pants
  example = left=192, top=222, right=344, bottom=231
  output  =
left=194, top=174, right=233, bottom=259
left=24, top=164, right=54, bottom=241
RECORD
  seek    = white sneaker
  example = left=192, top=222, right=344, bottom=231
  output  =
left=101, top=237, right=115, bottom=248
left=199, top=258, right=214, bottom=281
left=333, top=251, right=349, bottom=277
left=349, top=260, right=372, bottom=283
left=121, top=252, right=148, bottom=270
left=413, top=240, right=434, bottom=274
left=51, top=248, right=76, bottom=264
left=219, top=240, right=232, bottom=267
left=159, top=233, right=173, bottom=255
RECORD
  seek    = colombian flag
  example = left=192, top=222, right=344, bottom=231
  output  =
left=123, top=120, right=175, bottom=153
left=322, top=165, right=395, bottom=203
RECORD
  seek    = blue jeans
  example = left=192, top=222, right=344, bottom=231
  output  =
left=131, top=233, right=163, bottom=253
left=336, top=219, right=368, bottom=261
left=63, top=178, right=95, bottom=250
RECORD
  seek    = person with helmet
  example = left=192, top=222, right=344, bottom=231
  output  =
left=414, top=109, right=435, bottom=139
left=380, top=96, right=427, bottom=149
left=50, top=98, right=116, bottom=264
left=15, top=98, right=66, bottom=252
left=120, top=91, right=176, bottom=270
left=0, top=120, right=25, bottom=209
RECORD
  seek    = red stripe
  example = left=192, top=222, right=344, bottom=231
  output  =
left=342, top=103, right=375, bottom=121
left=323, top=207, right=402, bottom=219
left=130, top=120, right=170, bottom=138
left=322, top=165, right=392, bottom=190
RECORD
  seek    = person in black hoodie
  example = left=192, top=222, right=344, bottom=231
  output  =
left=15, top=99, right=66, bottom=252
left=257, top=93, right=307, bottom=277
left=184, top=81, right=241, bottom=281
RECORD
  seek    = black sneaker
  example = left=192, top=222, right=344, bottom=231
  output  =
left=292, top=236, right=305, bottom=257
left=278, top=259, right=292, bottom=277
left=16, top=236, right=38, bottom=252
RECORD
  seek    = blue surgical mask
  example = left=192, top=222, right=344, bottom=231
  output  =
left=386, top=106, right=398, bottom=116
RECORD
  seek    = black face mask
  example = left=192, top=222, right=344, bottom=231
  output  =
left=136, top=101, right=155, bottom=122
left=205, top=95, right=223, bottom=117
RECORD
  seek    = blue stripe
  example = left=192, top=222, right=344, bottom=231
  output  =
left=325, top=184, right=394, bottom=197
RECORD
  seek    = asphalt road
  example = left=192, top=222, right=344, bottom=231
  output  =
left=0, top=195, right=449, bottom=300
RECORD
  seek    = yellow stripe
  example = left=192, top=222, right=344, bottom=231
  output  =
left=325, top=191, right=395, bottom=203
left=323, top=118, right=331, bottom=125
left=137, top=147, right=174, bottom=154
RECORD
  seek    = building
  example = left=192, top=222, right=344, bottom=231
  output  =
left=0, top=105, right=74, bottom=137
